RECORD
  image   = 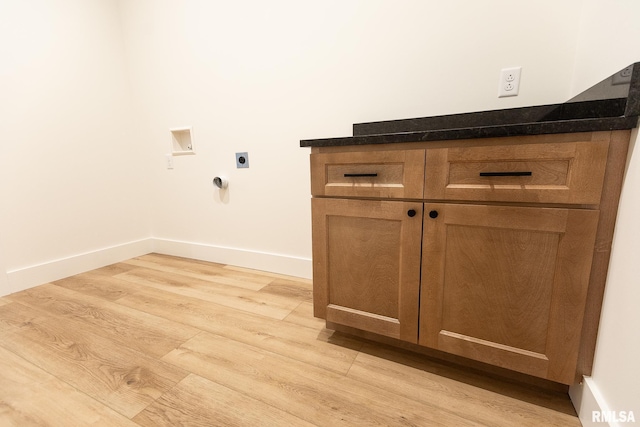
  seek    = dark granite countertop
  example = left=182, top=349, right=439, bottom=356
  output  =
left=300, top=63, right=640, bottom=148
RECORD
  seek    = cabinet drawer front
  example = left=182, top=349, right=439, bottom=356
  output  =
left=425, top=139, right=609, bottom=204
left=311, top=150, right=425, bottom=199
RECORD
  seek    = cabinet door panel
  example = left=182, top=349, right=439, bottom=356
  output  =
left=312, top=198, right=422, bottom=343
left=419, top=203, right=599, bottom=384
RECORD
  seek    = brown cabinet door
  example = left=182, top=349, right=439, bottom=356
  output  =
left=312, top=198, right=423, bottom=343
left=419, top=203, right=599, bottom=384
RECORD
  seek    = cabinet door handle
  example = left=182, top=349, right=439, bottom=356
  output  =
left=407, top=209, right=417, bottom=218
left=479, top=171, right=532, bottom=177
left=343, top=173, right=378, bottom=177
left=429, top=210, right=439, bottom=219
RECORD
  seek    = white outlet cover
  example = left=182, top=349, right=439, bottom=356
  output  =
left=612, top=66, right=633, bottom=85
left=498, top=67, right=522, bottom=98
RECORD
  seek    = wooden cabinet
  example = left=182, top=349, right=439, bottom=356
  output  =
left=310, top=131, right=630, bottom=385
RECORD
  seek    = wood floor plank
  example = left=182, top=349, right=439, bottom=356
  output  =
left=0, top=346, right=138, bottom=427
left=0, top=302, right=189, bottom=419
left=116, top=286, right=362, bottom=375
left=361, top=343, right=577, bottom=413
left=115, top=267, right=300, bottom=320
left=284, top=301, right=326, bottom=330
left=124, top=254, right=272, bottom=291
left=223, top=263, right=314, bottom=284
left=53, top=271, right=137, bottom=301
left=133, top=374, right=315, bottom=427
left=347, top=343, right=580, bottom=427
left=89, top=262, right=138, bottom=277
left=258, top=277, right=313, bottom=301
left=8, top=283, right=200, bottom=359
left=163, top=331, right=483, bottom=427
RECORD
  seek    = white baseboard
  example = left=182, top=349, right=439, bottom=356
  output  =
left=1, top=238, right=312, bottom=297
left=570, top=377, right=614, bottom=427
left=151, top=238, right=312, bottom=280
left=4, top=239, right=153, bottom=296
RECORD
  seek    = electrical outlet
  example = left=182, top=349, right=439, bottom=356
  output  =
left=235, top=152, right=249, bottom=168
left=166, top=153, right=174, bottom=169
left=498, top=66, right=522, bottom=97
left=613, top=66, right=633, bottom=85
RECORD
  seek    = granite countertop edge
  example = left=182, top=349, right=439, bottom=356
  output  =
left=299, top=116, right=638, bottom=148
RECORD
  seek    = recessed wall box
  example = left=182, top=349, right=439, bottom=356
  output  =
left=236, top=152, right=249, bottom=168
left=170, top=127, right=195, bottom=155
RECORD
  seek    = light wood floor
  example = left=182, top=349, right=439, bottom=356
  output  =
left=0, top=253, right=581, bottom=426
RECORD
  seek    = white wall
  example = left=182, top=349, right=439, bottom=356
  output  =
left=568, top=1, right=640, bottom=425
left=0, top=0, right=587, bottom=285
left=117, top=0, right=583, bottom=277
left=0, top=0, right=152, bottom=294
left=0, top=233, right=8, bottom=296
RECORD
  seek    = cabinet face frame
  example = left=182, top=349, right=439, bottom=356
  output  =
left=419, top=203, right=599, bottom=384
left=312, top=198, right=423, bottom=343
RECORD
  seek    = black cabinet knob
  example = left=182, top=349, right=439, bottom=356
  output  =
left=407, top=209, right=417, bottom=218
left=429, top=210, right=439, bottom=219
